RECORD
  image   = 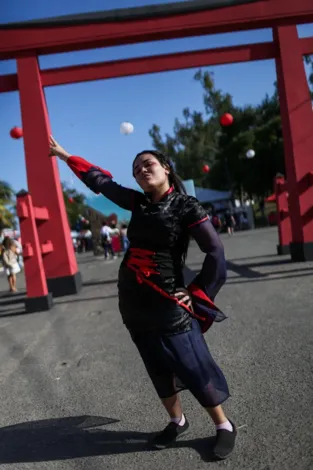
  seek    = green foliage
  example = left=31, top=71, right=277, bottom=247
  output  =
left=0, top=180, right=89, bottom=233
left=0, top=181, right=16, bottom=231
left=62, top=183, right=88, bottom=230
left=149, top=62, right=312, bottom=200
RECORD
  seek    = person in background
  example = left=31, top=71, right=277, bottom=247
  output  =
left=120, top=224, right=130, bottom=252
left=2, top=236, right=11, bottom=250
left=83, top=227, right=93, bottom=251
left=14, top=237, right=23, bottom=269
left=224, top=211, right=236, bottom=236
left=2, top=239, right=21, bottom=292
left=100, top=221, right=117, bottom=260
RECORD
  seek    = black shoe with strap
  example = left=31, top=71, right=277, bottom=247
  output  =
left=212, top=419, right=237, bottom=460
left=149, top=418, right=189, bottom=450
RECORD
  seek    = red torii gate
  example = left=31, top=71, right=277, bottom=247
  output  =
left=1, top=0, right=313, bottom=309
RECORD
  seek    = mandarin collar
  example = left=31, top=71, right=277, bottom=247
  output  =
left=145, top=186, right=175, bottom=203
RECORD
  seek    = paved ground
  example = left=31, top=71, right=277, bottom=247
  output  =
left=0, top=227, right=312, bottom=470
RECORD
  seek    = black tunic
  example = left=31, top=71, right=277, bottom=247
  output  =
left=67, top=156, right=227, bottom=334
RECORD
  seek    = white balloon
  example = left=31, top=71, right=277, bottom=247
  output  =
left=246, top=149, right=255, bottom=159
left=120, top=121, right=134, bottom=135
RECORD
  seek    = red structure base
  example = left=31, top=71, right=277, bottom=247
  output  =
left=25, top=292, right=54, bottom=313
left=290, top=242, right=313, bottom=262
left=47, top=271, right=82, bottom=298
left=276, top=244, right=290, bottom=256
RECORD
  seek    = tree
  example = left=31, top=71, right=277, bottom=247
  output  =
left=0, top=181, right=16, bottom=232
left=209, top=90, right=284, bottom=199
left=62, top=183, right=89, bottom=230
left=149, top=72, right=229, bottom=186
left=149, top=70, right=285, bottom=200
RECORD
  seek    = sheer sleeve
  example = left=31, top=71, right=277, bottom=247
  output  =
left=67, top=156, right=144, bottom=211
left=188, top=218, right=227, bottom=301
left=182, top=196, right=209, bottom=229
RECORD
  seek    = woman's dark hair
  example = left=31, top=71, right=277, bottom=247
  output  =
left=133, top=150, right=187, bottom=195
left=133, top=150, right=189, bottom=265
left=2, top=236, right=12, bottom=250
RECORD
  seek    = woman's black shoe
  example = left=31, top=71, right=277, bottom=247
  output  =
left=212, top=420, right=237, bottom=460
left=150, top=418, right=189, bottom=450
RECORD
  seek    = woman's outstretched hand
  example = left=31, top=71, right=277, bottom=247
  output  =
left=49, top=136, right=71, bottom=161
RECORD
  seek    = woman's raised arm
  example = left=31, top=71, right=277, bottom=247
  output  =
left=49, top=136, right=144, bottom=211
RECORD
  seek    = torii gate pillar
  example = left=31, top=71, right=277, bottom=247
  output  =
left=17, top=56, right=82, bottom=296
left=274, top=25, right=313, bottom=261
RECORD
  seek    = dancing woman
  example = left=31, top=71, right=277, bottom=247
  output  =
left=49, top=136, right=236, bottom=459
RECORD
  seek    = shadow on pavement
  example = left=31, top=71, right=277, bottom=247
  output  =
left=0, top=309, right=30, bottom=319
left=184, top=263, right=313, bottom=287
left=225, top=270, right=313, bottom=285
left=0, top=415, right=217, bottom=464
left=0, top=291, right=25, bottom=299
left=240, top=259, right=292, bottom=268
left=0, top=296, right=26, bottom=308
left=77, top=256, right=122, bottom=265
left=227, top=254, right=278, bottom=262
left=226, top=261, right=267, bottom=279
left=0, top=284, right=119, bottom=318
left=56, top=294, right=118, bottom=305
left=83, top=279, right=118, bottom=287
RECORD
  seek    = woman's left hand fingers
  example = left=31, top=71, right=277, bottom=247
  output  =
left=174, top=289, right=188, bottom=298
left=174, top=291, right=192, bottom=307
left=178, top=295, right=190, bottom=304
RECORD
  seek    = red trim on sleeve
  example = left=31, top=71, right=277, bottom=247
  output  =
left=188, top=215, right=209, bottom=229
left=67, top=156, right=113, bottom=180
left=188, top=283, right=219, bottom=311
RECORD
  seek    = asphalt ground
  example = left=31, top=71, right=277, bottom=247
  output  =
left=0, top=227, right=312, bottom=470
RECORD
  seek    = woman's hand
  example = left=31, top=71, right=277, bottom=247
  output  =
left=174, top=288, right=193, bottom=310
left=49, top=136, right=71, bottom=161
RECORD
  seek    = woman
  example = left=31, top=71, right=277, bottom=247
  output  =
left=49, top=136, right=236, bottom=460
left=2, top=238, right=20, bottom=292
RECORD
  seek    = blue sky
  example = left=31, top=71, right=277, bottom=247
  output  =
left=1, top=0, right=313, bottom=199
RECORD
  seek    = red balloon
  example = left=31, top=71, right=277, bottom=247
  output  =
left=220, top=113, right=233, bottom=127
left=203, top=164, right=210, bottom=173
left=68, top=197, right=74, bottom=204
left=10, top=127, right=23, bottom=139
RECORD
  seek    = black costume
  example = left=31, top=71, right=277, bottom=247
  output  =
left=67, top=156, right=230, bottom=407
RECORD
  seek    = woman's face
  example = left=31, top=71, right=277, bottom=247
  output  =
left=133, top=153, right=170, bottom=192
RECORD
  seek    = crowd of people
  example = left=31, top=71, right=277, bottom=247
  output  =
left=100, top=221, right=129, bottom=259
left=73, top=221, right=130, bottom=260
left=209, top=209, right=249, bottom=235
